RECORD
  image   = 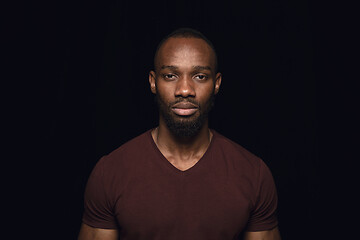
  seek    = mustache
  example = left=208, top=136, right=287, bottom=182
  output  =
left=169, top=98, right=200, bottom=108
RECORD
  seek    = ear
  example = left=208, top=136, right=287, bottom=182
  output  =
left=214, top=72, right=222, bottom=95
left=149, top=70, right=157, bottom=94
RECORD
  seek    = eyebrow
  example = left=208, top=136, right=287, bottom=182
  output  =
left=192, top=65, right=212, bottom=71
left=160, top=65, right=178, bottom=70
left=160, top=65, right=212, bottom=71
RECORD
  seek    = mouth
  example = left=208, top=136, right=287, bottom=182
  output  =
left=171, top=102, right=199, bottom=116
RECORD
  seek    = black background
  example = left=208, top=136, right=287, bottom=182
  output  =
left=5, top=0, right=356, bottom=239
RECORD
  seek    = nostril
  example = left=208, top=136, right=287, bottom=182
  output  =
left=175, top=79, right=196, bottom=97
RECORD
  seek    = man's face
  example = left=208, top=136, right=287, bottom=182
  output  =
left=149, top=37, right=222, bottom=137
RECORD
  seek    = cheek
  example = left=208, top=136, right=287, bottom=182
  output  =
left=156, top=81, right=174, bottom=95
left=156, top=86, right=174, bottom=107
left=198, top=85, right=215, bottom=102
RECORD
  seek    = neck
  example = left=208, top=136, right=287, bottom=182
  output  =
left=152, top=119, right=212, bottom=162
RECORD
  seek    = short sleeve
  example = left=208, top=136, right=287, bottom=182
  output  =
left=82, top=157, right=118, bottom=229
left=245, top=160, right=278, bottom=231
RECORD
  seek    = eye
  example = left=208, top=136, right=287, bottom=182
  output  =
left=163, top=74, right=177, bottom=80
left=194, top=74, right=208, bottom=81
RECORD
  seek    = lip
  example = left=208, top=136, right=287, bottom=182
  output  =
left=171, top=102, right=198, bottom=116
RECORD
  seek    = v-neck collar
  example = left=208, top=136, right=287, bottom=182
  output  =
left=147, top=129, right=216, bottom=176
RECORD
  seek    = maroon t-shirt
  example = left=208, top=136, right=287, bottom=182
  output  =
left=83, top=129, right=278, bottom=239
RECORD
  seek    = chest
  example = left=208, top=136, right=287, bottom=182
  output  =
left=114, top=169, right=253, bottom=239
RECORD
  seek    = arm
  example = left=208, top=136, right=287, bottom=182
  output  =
left=243, top=227, right=281, bottom=240
left=80, top=157, right=119, bottom=239
left=245, top=161, right=279, bottom=239
left=78, top=223, right=119, bottom=240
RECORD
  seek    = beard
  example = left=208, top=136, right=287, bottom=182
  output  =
left=156, top=93, right=215, bottom=138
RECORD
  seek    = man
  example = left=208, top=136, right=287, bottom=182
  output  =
left=78, top=28, right=281, bottom=240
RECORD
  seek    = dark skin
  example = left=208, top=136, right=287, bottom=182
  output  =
left=149, top=37, right=221, bottom=171
left=78, top=37, right=281, bottom=240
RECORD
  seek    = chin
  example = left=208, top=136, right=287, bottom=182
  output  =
left=165, top=113, right=206, bottom=138
left=155, top=94, right=213, bottom=137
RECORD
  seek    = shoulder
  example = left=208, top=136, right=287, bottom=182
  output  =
left=108, top=130, right=153, bottom=158
left=88, top=129, right=154, bottom=195
left=96, top=129, right=154, bottom=173
left=212, top=130, right=264, bottom=170
left=211, top=130, right=277, bottom=211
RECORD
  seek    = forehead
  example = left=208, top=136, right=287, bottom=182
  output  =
left=155, top=37, right=216, bottom=71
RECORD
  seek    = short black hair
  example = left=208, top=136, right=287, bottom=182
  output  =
left=153, top=28, right=218, bottom=72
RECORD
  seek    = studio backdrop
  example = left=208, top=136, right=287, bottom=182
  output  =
left=25, top=0, right=319, bottom=239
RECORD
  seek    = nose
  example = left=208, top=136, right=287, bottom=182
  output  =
left=175, top=76, right=196, bottom=98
